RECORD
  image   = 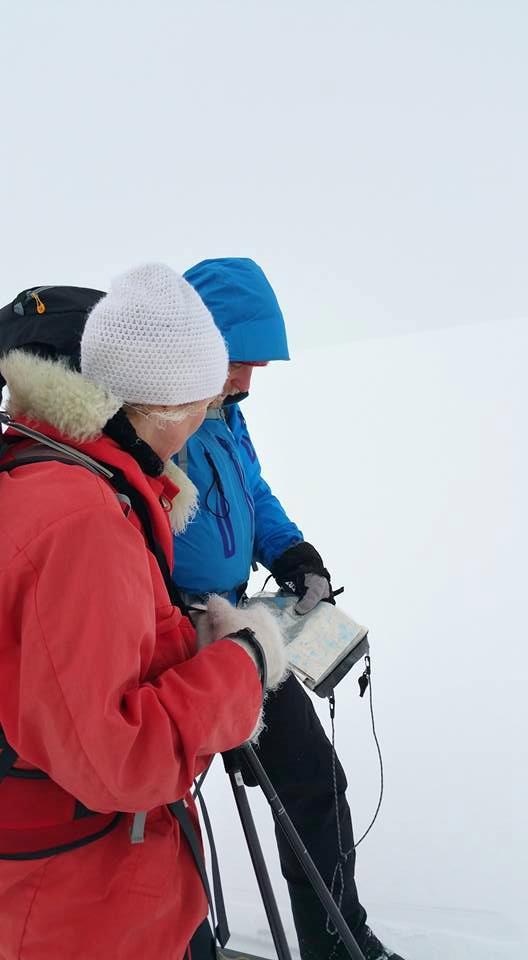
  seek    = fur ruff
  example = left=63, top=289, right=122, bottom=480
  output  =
left=0, top=351, right=121, bottom=442
left=0, top=350, right=198, bottom=533
left=195, top=594, right=288, bottom=741
left=195, top=595, right=289, bottom=691
left=163, top=459, right=198, bottom=533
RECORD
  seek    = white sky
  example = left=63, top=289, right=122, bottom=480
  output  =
left=1, top=0, right=527, bottom=353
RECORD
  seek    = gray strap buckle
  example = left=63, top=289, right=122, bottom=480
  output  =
left=130, top=811, right=147, bottom=844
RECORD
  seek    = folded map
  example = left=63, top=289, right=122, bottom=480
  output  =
left=246, top=591, right=369, bottom=698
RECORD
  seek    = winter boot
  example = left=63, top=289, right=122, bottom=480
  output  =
left=355, top=924, right=406, bottom=960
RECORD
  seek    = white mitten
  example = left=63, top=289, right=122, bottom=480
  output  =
left=195, top=595, right=288, bottom=691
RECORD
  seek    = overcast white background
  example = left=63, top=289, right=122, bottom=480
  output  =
left=1, top=2, right=527, bottom=958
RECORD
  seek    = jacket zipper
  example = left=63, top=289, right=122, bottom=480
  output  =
left=22, top=286, right=56, bottom=315
left=31, top=292, right=46, bottom=314
left=216, top=436, right=255, bottom=538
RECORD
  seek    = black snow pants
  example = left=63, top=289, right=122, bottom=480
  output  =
left=188, top=674, right=367, bottom=960
left=248, top=673, right=368, bottom=960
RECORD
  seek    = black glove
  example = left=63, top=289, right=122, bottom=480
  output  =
left=271, top=541, right=334, bottom=615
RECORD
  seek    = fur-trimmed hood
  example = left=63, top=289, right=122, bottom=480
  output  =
left=0, top=349, right=198, bottom=533
left=1, top=350, right=121, bottom=442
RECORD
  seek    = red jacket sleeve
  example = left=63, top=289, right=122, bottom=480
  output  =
left=4, top=502, right=262, bottom=813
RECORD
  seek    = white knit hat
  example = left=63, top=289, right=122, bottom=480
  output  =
left=80, top=262, right=228, bottom=405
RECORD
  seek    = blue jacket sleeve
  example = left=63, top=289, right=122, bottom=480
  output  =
left=227, top=405, right=303, bottom=570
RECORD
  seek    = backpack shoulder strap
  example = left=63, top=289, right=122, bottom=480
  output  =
left=0, top=413, right=113, bottom=480
left=0, top=442, right=108, bottom=478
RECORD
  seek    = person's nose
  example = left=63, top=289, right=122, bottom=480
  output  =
left=232, top=366, right=253, bottom=392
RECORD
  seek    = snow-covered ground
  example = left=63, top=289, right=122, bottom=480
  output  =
left=201, top=317, right=528, bottom=959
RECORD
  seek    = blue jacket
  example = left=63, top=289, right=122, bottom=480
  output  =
left=171, top=259, right=302, bottom=596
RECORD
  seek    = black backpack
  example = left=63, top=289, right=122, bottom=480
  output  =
left=0, top=284, right=105, bottom=395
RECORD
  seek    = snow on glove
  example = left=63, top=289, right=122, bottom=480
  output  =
left=271, top=541, right=334, bottom=615
left=195, top=595, right=288, bottom=691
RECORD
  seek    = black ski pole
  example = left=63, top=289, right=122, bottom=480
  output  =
left=223, top=749, right=293, bottom=960
left=240, top=742, right=365, bottom=960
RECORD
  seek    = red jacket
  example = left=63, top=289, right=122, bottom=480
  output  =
left=0, top=419, right=262, bottom=960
